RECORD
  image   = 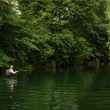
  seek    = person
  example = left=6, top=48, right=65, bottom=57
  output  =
left=6, top=65, right=18, bottom=76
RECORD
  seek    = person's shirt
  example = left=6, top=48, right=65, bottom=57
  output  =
left=9, top=68, right=16, bottom=74
left=6, top=68, right=16, bottom=75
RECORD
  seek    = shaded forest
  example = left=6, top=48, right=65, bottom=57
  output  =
left=0, top=0, right=110, bottom=69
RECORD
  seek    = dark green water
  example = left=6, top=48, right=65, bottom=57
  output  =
left=0, top=70, right=110, bottom=110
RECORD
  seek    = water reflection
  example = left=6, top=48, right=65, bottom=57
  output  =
left=5, top=77, right=17, bottom=93
left=0, top=70, right=110, bottom=110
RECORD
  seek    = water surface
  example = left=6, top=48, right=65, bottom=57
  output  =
left=0, top=70, right=110, bottom=110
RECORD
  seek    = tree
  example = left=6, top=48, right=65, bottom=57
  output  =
left=0, top=0, right=109, bottom=68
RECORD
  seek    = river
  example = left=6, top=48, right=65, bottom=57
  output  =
left=0, top=70, right=110, bottom=110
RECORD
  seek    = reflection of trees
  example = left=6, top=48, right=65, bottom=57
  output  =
left=49, top=71, right=98, bottom=110
left=79, top=72, right=110, bottom=110
left=79, top=71, right=98, bottom=100
left=14, top=71, right=110, bottom=110
left=14, top=73, right=56, bottom=110
left=0, top=70, right=104, bottom=110
left=77, top=71, right=98, bottom=110
left=49, top=72, right=81, bottom=110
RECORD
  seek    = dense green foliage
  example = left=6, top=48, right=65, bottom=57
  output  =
left=0, top=0, right=110, bottom=68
